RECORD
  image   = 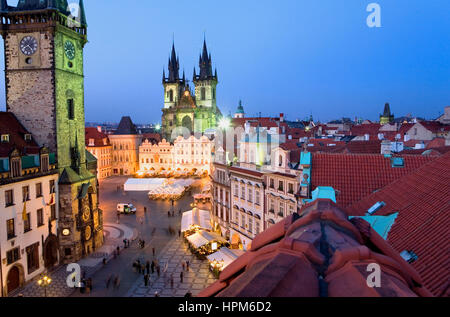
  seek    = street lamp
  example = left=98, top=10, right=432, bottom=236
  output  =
left=37, top=274, right=52, bottom=297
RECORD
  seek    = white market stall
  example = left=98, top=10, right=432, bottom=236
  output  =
left=207, top=247, right=245, bottom=274
left=124, top=178, right=165, bottom=191
left=185, top=230, right=229, bottom=258
left=181, top=208, right=212, bottom=233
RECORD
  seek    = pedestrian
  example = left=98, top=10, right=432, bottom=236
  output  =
left=179, top=209, right=181, bottom=215
left=141, top=240, right=145, bottom=248
left=156, top=265, right=160, bottom=277
left=168, top=211, right=171, bottom=218
left=102, top=257, right=107, bottom=265
left=186, top=260, right=190, bottom=272
left=170, top=275, right=174, bottom=288
left=182, top=261, right=185, bottom=271
left=172, top=210, right=175, bottom=217
left=123, top=239, right=127, bottom=249
left=180, top=271, right=184, bottom=283
left=154, top=291, right=160, bottom=297
left=178, top=230, right=181, bottom=238
left=146, top=261, right=150, bottom=275
left=142, top=264, right=146, bottom=276
left=144, top=274, right=149, bottom=286
left=114, top=275, right=120, bottom=289
left=151, top=261, right=155, bottom=274
left=106, top=275, right=112, bottom=288
left=144, top=206, right=147, bottom=213
left=87, top=278, right=93, bottom=293
left=116, top=246, right=120, bottom=255
left=152, top=247, right=155, bottom=257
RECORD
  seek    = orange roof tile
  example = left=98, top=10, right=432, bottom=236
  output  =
left=346, top=152, right=450, bottom=296
left=198, top=199, right=432, bottom=297
left=310, top=153, right=435, bottom=207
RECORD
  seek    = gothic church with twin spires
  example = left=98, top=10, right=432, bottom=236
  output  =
left=161, top=40, right=222, bottom=141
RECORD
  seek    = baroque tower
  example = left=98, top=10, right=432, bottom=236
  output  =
left=0, top=0, right=103, bottom=262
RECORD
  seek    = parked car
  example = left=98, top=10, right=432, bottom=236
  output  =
left=117, top=203, right=137, bottom=214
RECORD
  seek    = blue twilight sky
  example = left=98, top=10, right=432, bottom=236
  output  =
left=1, top=0, right=449, bottom=124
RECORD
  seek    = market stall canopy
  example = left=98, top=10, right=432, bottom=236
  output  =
left=186, top=230, right=228, bottom=249
left=181, top=208, right=212, bottom=232
left=124, top=178, right=165, bottom=191
left=207, top=247, right=245, bottom=270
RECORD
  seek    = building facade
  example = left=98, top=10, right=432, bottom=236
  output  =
left=139, top=138, right=173, bottom=172
left=173, top=135, right=213, bottom=175
left=0, top=0, right=103, bottom=264
left=229, top=166, right=265, bottom=251
left=211, top=163, right=231, bottom=240
left=161, top=41, right=222, bottom=141
left=0, top=113, right=59, bottom=296
left=110, top=117, right=142, bottom=176
left=85, top=127, right=112, bottom=180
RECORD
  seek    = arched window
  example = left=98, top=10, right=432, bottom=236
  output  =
left=279, top=155, right=283, bottom=167
left=201, top=87, right=206, bottom=100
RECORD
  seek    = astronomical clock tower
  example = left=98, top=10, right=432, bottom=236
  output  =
left=0, top=0, right=103, bottom=263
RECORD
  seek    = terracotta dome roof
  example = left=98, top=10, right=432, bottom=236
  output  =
left=198, top=199, right=432, bottom=297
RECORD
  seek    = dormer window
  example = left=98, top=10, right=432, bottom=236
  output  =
left=40, top=154, right=49, bottom=173
left=24, top=134, right=32, bottom=141
left=1, top=134, right=9, bottom=142
left=400, top=250, right=418, bottom=264
left=89, top=139, right=95, bottom=146
left=10, top=157, right=21, bottom=178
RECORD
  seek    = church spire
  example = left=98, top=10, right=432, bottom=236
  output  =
left=198, top=38, right=216, bottom=81
left=167, top=42, right=180, bottom=83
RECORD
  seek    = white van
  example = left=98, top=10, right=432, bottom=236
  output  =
left=117, top=203, right=137, bottom=214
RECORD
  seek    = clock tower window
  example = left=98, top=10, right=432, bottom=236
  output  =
left=68, top=99, right=75, bottom=120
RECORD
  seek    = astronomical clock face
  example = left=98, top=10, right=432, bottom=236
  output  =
left=64, top=41, right=76, bottom=60
left=82, top=202, right=91, bottom=222
left=85, top=225, right=92, bottom=241
left=20, top=36, right=38, bottom=56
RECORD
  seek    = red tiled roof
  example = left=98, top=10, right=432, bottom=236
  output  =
left=346, top=152, right=450, bottom=296
left=280, top=142, right=300, bottom=151
left=142, top=133, right=161, bottom=143
left=198, top=200, right=432, bottom=297
left=0, top=112, right=40, bottom=157
left=311, top=153, right=435, bottom=207
left=346, top=140, right=382, bottom=154
left=419, top=121, right=449, bottom=133
left=85, top=127, right=111, bottom=147
left=307, top=139, right=346, bottom=146
left=229, top=166, right=264, bottom=178
left=350, top=123, right=381, bottom=136
left=426, top=137, right=446, bottom=149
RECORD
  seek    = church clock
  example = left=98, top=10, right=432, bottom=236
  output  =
left=64, top=41, right=76, bottom=60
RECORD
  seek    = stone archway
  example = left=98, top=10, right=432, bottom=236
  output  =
left=6, top=264, right=24, bottom=295
left=181, top=116, right=192, bottom=133
left=44, top=234, right=59, bottom=269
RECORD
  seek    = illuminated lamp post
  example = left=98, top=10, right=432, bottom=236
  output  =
left=37, top=274, right=52, bottom=297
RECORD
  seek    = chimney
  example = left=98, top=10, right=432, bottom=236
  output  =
left=97, top=126, right=102, bottom=133
left=280, top=113, right=284, bottom=122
